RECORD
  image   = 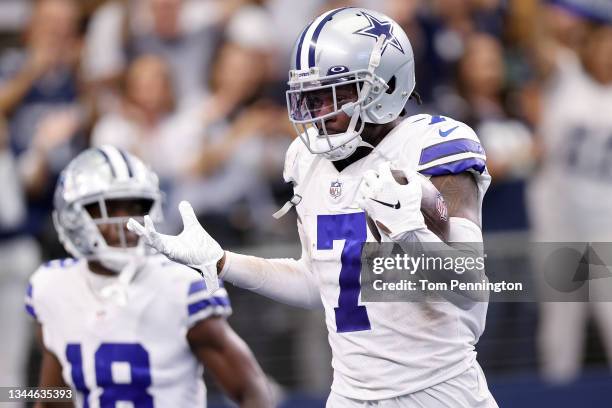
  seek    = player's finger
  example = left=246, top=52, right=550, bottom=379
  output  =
left=376, top=161, right=392, bottom=178
left=126, top=218, right=146, bottom=236
left=178, top=200, right=199, bottom=229
left=143, top=215, right=156, bottom=233
left=362, top=170, right=379, bottom=187
left=359, top=183, right=375, bottom=200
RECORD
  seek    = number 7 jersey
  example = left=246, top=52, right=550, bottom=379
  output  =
left=284, top=115, right=491, bottom=400
left=25, top=255, right=231, bottom=408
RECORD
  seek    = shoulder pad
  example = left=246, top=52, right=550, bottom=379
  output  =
left=27, top=258, right=80, bottom=322
left=283, top=138, right=313, bottom=186
left=416, top=115, right=486, bottom=177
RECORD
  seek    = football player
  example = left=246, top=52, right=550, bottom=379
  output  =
left=128, top=8, right=497, bottom=408
left=26, top=146, right=271, bottom=407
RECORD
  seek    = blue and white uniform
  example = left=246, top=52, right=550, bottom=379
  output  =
left=283, top=115, right=492, bottom=402
left=25, top=255, right=231, bottom=408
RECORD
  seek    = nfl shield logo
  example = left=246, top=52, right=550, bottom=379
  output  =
left=329, top=180, right=342, bottom=199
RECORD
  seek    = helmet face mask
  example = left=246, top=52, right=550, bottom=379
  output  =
left=53, top=146, right=163, bottom=272
left=84, top=196, right=153, bottom=249
left=287, top=68, right=388, bottom=160
left=286, top=8, right=416, bottom=161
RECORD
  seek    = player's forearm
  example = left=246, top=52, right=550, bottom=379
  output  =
left=394, top=217, right=487, bottom=306
left=236, top=377, right=273, bottom=408
left=220, top=251, right=322, bottom=309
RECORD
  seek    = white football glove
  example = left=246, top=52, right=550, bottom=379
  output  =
left=126, top=201, right=223, bottom=294
left=356, top=162, right=426, bottom=240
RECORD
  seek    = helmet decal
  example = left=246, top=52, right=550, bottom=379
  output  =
left=353, top=12, right=404, bottom=55
left=95, top=147, right=117, bottom=178
left=296, top=7, right=351, bottom=70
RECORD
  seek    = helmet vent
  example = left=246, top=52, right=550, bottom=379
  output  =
left=386, top=76, right=396, bottom=94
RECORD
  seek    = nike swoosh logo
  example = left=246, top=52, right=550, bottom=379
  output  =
left=439, top=126, right=459, bottom=137
left=370, top=198, right=401, bottom=209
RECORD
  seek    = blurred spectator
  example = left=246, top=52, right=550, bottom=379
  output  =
left=83, top=0, right=244, bottom=106
left=92, top=54, right=203, bottom=183
left=0, top=0, right=30, bottom=32
left=456, top=33, right=534, bottom=232
left=417, top=0, right=505, bottom=102
left=0, top=115, right=41, bottom=397
left=528, top=18, right=612, bottom=383
left=458, top=34, right=535, bottom=178
left=0, top=0, right=88, bottom=243
left=168, top=40, right=290, bottom=245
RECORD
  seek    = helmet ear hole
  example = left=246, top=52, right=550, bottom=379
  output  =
left=386, top=76, right=396, bottom=94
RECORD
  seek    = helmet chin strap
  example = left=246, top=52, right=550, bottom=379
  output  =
left=99, top=252, right=145, bottom=307
left=96, top=241, right=146, bottom=272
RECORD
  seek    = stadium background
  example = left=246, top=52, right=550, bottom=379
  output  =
left=0, top=0, right=611, bottom=406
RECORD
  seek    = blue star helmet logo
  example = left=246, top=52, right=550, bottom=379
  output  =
left=353, top=12, right=404, bottom=55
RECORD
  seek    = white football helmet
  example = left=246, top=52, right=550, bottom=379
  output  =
left=53, top=145, right=163, bottom=272
left=286, top=8, right=416, bottom=161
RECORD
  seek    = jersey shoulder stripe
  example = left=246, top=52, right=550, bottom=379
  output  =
left=419, top=138, right=485, bottom=166
left=188, top=280, right=207, bottom=295
left=412, top=115, right=487, bottom=176
left=24, top=283, right=37, bottom=318
left=187, top=295, right=231, bottom=316
left=419, top=156, right=486, bottom=176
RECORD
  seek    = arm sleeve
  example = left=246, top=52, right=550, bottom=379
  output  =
left=395, top=217, right=487, bottom=307
left=220, top=220, right=322, bottom=310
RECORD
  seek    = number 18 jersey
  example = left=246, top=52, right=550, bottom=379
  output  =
left=25, top=255, right=231, bottom=408
left=284, top=115, right=491, bottom=400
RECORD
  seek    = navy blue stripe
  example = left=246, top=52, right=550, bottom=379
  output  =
left=419, top=138, right=485, bottom=165
left=308, top=8, right=349, bottom=68
left=420, top=157, right=486, bottom=176
left=295, top=21, right=313, bottom=70
left=117, top=148, right=133, bottom=177
left=25, top=303, right=37, bottom=319
left=188, top=280, right=207, bottom=295
left=188, top=296, right=230, bottom=316
left=96, top=148, right=116, bottom=178
left=27, top=283, right=32, bottom=298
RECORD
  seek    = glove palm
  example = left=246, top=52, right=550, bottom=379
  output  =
left=127, top=201, right=223, bottom=293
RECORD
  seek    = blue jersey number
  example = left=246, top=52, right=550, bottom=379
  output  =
left=317, top=213, right=371, bottom=333
left=66, top=343, right=153, bottom=408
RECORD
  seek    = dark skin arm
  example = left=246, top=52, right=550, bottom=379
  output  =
left=429, top=172, right=481, bottom=229
left=187, top=316, right=271, bottom=408
left=428, top=172, right=487, bottom=306
left=33, top=324, right=73, bottom=408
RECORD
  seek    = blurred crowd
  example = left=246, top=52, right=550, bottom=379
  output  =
left=1, top=0, right=611, bottom=399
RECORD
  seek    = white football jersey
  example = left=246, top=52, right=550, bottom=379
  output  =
left=528, top=52, right=612, bottom=241
left=284, top=114, right=491, bottom=400
left=25, top=255, right=231, bottom=408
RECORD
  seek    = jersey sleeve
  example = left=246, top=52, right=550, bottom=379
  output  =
left=184, top=278, right=232, bottom=329
left=25, top=260, right=67, bottom=324
left=416, top=116, right=487, bottom=177
left=24, top=280, right=38, bottom=321
left=282, top=138, right=304, bottom=185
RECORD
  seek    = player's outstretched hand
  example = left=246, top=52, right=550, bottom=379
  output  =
left=356, top=162, right=426, bottom=240
left=127, top=200, right=224, bottom=293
